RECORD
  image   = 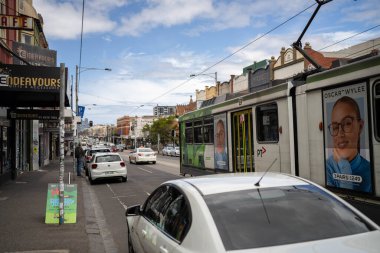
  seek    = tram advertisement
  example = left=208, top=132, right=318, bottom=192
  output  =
left=323, top=82, right=372, bottom=194
left=214, top=113, right=228, bottom=170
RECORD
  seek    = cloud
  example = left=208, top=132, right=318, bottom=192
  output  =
left=34, top=0, right=118, bottom=40
left=116, top=0, right=213, bottom=36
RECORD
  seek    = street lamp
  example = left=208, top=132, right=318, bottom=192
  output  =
left=190, top=71, right=218, bottom=94
left=75, top=65, right=111, bottom=116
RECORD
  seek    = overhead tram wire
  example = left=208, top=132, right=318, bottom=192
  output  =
left=136, top=2, right=317, bottom=106
left=318, top=24, right=380, bottom=51
left=77, top=24, right=380, bottom=112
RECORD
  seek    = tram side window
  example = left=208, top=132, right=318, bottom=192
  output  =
left=194, top=120, right=203, bottom=143
left=375, top=81, right=380, bottom=141
left=185, top=122, right=193, bottom=143
left=256, top=103, right=279, bottom=143
left=203, top=118, right=214, bottom=144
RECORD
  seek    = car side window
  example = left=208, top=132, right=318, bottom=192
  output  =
left=161, top=195, right=190, bottom=242
left=143, top=186, right=169, bottom=225
left=142, top=185, right=190, bottom=242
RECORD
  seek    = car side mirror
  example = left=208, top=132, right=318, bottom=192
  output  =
left=126, top=204, right=141, bottom=216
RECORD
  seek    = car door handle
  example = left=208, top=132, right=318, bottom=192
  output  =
left=159, top=246, right=168, bottom=253
left=141, top=229, right=147, bottom=238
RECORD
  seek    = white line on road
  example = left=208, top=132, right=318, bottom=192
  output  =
left=107, top=184, right=128, bottom=210
left=138, top=167, right=153, bottom=173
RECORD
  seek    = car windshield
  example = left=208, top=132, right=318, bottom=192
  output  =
left=204, top=184, right=374, bottom=251
left=95, top=155, right=121, bottom=163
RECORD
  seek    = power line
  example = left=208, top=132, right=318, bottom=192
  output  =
left=318, top=24, right=380, bottom=51
left=142, top=2, right=317, bottom=105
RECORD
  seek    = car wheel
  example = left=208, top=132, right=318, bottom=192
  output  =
left=128, top=225, right=135, bottom=253
left=122, top=177, right=127, bottom=182
left=129, top=158, right=132, bottom=164
left=153, top=161, right=156, bottom=164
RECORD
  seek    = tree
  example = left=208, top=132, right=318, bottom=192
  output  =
left=149, top=116, right=178, bottom=146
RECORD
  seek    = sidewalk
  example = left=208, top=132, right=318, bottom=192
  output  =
left=0, top=156, right=102, bottom=253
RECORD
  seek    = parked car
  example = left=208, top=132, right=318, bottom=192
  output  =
left=162, top=146, right=173, bottom=156
left=116, top=144, right=125, bottom=152
left=129, top=148, right=156, bottom=164
left=87, top=152, right=127, bottom=184
left=126, top=172, right=380, bottom=253
left=84, top=147, right=111, bottom=176
left=169, top=146, right=180, bottom=157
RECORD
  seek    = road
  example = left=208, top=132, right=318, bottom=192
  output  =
left=84, top=153, right=182, bottom=253
left=83, top=152, right=380, bottom=253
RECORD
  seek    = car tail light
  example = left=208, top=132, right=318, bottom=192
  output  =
left=91, top=164, right=98, bottom=169
left=120, top=162, right=125, bottom=167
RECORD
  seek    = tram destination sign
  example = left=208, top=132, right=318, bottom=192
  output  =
left=7, top=109, right=59, bottom=120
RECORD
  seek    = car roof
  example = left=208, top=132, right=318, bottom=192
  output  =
left=90, top=147, right=111, bottom=150
left=93, top=152, right=119, bottom=157
left=172, top=172, right=310, bottom=196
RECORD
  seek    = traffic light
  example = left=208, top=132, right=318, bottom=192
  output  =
left=171, top=129, right=175, bottom=137
left=89, top=121, right=93, bottom=127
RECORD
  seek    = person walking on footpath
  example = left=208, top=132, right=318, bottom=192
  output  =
left=75, top=143, right=85, bottom=176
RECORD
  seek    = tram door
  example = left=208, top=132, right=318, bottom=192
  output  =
left=232, top=109, right=254, bottom=172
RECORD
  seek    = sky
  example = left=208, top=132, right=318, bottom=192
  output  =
left=33, top=0, right=380, bottom=125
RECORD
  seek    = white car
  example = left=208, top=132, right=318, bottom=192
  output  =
left=88, top=152, right=127, bottom=184
left=126, top=172, right=380, bottom=253
left=129, top=148, right=156, bottom=164
left=169, top=146, right=180, bottom=157
left=162, top=146, right=173, bottom=156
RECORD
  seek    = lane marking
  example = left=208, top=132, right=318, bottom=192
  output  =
left=112, top=195, right=136, bottom=198
left=106, top=184, right=128, bottom=210
left=137, top=167, right=153, bottom=173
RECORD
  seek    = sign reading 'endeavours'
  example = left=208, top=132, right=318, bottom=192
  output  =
left=7, top=109, right=59, bottom=120
left=0, top=64, right=62, bottom=91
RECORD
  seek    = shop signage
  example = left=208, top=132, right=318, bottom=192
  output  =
left=0, top=64, right=63, bottom=91
left=12, top=42, right=57, bottom=66
left=45, top=183, right=77, bottom=224
left=0, top=15, right=33, bottom=30
left=8, top=109, right=59, bottom=120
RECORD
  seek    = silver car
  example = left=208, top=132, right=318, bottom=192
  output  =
left=169, top=146, right=180, bottom=157
left=129, top=148, right=157, bottom=164
left=162, top=146, right=173, bottom=156
left=126, top=172, right=380, bottom=253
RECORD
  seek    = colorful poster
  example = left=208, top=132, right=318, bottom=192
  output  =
left=214, top=113, right=228, bottom=170
left=45, top=183, right=77, bottom=224
left=323, top=83, right=372, bottom=193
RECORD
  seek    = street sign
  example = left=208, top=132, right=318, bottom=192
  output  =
left=78, top=106, right=85, bottom=118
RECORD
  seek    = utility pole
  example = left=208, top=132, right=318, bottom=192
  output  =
left=59, top=63, right=66, bottom=225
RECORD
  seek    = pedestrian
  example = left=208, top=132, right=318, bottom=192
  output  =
left=75, top=143, right=85, bottom=176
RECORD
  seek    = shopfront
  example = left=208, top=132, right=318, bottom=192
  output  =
left=0, top=64, right=69, bottom=180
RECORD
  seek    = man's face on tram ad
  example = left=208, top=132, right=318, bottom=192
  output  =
left=216, top=120, right=225, bottom=151
left=330, top=98, right=364, bottom=162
